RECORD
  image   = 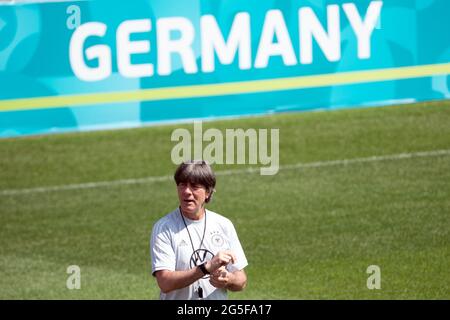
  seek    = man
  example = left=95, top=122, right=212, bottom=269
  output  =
left=150, top=160, right=248, bottom=299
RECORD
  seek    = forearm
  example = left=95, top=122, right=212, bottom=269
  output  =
left=156, top=267, right=204, bottom=293
left=226, top=270, right=247, bottom=292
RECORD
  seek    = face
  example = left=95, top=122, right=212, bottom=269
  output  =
left=177, top=182, right=210, bottom=219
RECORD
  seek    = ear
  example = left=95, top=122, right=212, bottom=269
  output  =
left=205, top=188, right=215, bottom=203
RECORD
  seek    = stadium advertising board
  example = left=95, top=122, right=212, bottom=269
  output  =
left=0, top=0, right=449, bottom=137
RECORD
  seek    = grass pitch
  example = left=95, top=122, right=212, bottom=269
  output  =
left=0, top=100, right=449, bottom=299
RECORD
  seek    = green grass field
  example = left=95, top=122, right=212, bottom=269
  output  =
left=0, top=100, right=449, bottom=299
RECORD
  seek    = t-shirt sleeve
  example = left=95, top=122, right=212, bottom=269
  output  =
left=150, top=221, right=176, bottom=276
left=225, top=221, right=248, bottom=273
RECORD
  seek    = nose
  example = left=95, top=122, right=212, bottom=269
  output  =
left=180, top=184, right=193, bottom=195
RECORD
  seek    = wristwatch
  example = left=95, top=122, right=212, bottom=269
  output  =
left=199, top=262, right=210, bottom=275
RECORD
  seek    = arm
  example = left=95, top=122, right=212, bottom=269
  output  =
left=155, top=250, right=237, bottom=293
left=209, top=268, right=247, bottom=292
left=154, top=267, right=204, bottom=294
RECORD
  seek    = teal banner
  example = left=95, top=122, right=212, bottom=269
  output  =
left=0, top=0, right=449, bottom=137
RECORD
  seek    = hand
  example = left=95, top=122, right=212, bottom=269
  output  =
left=205, top=250, right=237, bottom=274
left=209, top=266, right=234, bottom=289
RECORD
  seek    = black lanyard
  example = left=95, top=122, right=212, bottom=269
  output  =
left=179, top=207, right=207, bottom=264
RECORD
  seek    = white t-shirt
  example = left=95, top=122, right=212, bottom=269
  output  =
left=150, top=207, right=248, bottom=300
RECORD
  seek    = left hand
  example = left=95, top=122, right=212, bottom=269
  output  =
left=209, top=266, right=234, bottom=289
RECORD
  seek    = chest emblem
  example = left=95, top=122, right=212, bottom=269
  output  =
left=211, top=231, right=225, bottom=247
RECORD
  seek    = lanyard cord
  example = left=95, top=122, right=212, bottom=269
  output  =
left=179, top=207, right=207, bottom=264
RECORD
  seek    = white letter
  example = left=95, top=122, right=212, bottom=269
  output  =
left=69, top=22, right=111, bottom=81
left=343, top=1, right=383, bottom=59
left=117, top=19, right=153, bottom=78
left=66, top=5, right=81, bottom=30
left=193, top=121, right=203, bottom=160
left=157, top=17, right=198, bottom=76
left=255, top=10, right=297, bottom=69
left=366, top=265, right=381, bottom=289
left=299, top=5, right=341, bottom=64
left=225, top=128, right=258, bottom=165
left=203, top=128, right=224, bottom=164
left=201, top=12, right=251, bottom=72
left=66, top=265, right=81, bottom=289
left=171, top=128, right=191, bottom=164
left=259, top=129, right=279, bottom=175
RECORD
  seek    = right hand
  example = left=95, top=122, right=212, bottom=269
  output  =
left=205, top=250, right=237, bottom=273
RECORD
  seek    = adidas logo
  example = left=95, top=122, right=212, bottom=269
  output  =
left=179, top=239, right=188, bottom=247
